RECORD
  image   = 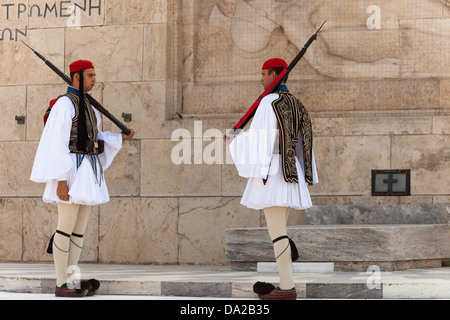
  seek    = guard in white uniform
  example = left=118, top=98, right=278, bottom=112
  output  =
left=226, top=58, right=318, bottom=300
left=30, top=60, right=135, bottom=297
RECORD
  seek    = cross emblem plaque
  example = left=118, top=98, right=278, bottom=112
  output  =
left=371, top=170, right=411, bottom=196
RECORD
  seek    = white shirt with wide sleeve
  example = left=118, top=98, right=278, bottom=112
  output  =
left=30, top=96, right=122, bottom=206
left=229, top=93, right=318, bottom=210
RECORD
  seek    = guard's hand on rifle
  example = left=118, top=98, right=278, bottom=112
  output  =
left=122, top=128, right=135, bottom=141
left=224, top=133, right=236, bottom=144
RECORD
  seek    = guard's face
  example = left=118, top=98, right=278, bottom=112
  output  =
left=83, top=68, right=96, bottom=92
left=261, top=69, right=277, bottom=90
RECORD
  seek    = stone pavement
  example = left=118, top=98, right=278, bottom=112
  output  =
left=1, top=262, right=450, bottom=299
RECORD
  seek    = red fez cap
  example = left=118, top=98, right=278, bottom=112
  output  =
left=262, top=58, right=288, bottom=70
left=69, top=60, right=95, bottom=73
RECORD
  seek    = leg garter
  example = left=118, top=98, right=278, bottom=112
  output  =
left=272, top=235, right=299, bottom=261
left=46, top=230, right=71, bottom=254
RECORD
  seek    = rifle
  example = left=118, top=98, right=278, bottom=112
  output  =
left=21, top=41, right=131, bottom=135
left=229, top=20, right=326, bottom=136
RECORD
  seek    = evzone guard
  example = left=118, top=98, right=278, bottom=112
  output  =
left=226, top=58, right=318, bottom=300
left=30, top=60, right=135, bottom=297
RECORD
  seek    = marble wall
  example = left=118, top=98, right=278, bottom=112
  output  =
left=0, top=0, right=448, bottom=265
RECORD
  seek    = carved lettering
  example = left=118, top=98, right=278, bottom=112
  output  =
left=29, top=5, right=42, bottom=17
left=0, top=26, right=27, bottom=41
left=89, top=0, right=101, bottom=16
left=0, top=28, right=14, bottom=41
left=0, top=0, right=102, bottom=41
left=44, top=3, right=58, bottom=18
left=60, top=0, right=72, bottom=18
left=1, top=3, right=14, bottom=19
left=18, top=3, right=26, bottom=18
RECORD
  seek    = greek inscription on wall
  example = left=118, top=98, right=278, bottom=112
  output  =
left=0, top=0, right=102, bottom=41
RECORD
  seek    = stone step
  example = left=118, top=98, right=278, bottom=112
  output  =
left=257, top=262, right=335, bottom=273
left=226, top=224, right=450, bottom=271
left=305, top=204, right=449, bottom=225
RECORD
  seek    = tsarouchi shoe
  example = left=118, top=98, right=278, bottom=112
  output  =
left=54, top=282, right=91, bottom=298
left=258, top=287, right=297, bottom=300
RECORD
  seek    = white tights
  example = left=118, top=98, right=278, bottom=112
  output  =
left=53, top=203, right=91, bottom=287
left=263, top=206, right=294, bottom=290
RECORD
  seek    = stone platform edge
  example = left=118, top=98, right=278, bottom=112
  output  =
left=2, top=263, right=450, bottom=299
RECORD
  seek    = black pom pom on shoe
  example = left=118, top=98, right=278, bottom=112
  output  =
left=79, top=280, right=92, bottom=292
left=88, top=279, right=100, bottom=290
left=253, top=281, right=275, bottom=294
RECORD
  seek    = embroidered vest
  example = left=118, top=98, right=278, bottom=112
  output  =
left=64, top=91, right=99, bottom=155
left=271, top=89, right=314, bottom=185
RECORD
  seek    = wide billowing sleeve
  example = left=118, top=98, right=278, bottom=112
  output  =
left=228, top=94, right=279, bottom=178
left=95, top=109, right=122, bottom=171
left=30, top=97, right=75, bottom=183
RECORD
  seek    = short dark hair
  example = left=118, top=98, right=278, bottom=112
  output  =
left=268, top=67, right=289, bottom=82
